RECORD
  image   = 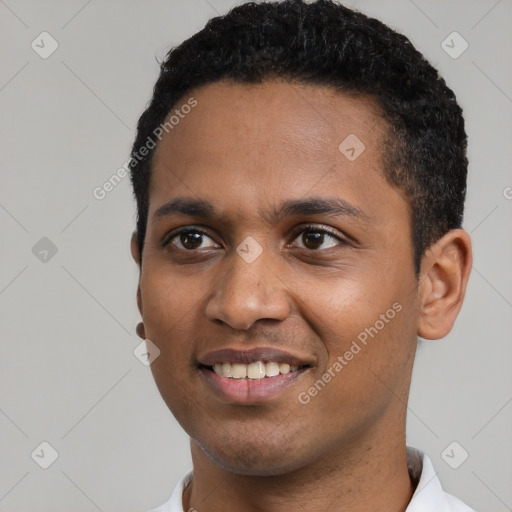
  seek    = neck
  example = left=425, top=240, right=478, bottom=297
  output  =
left=183, top=424, right=414, bottom=512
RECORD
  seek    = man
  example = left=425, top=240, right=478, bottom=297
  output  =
left=129, top=1, right=475, bottom=510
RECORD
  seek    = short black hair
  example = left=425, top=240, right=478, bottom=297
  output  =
left=129, top=0, right=468, bottom=273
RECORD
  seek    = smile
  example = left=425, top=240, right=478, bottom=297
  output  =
left=209, top=361, right=306, bottom=379
left=197, top=347, right=314, bottom=403
left=200, top=364, right=312, bottom=404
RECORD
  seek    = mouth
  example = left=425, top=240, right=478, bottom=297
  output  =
left=200, top=361, right=310, bottom=379
left=197, top=347, right=314, bottom=403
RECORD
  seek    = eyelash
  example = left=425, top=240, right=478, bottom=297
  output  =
left=162, top=224, right=347, bottom=251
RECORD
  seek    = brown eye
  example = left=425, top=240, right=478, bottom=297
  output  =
left=292, top=228, right=342, bottom=250
left=179, top=232, right=203, bottom=250
left=167, top=229, right=218, bottom=250
left=302, top=231, right=324, bottom=249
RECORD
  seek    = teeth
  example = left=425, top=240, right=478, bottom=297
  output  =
left=221, top=363, right=231, bottom=378
left=265, top=361, right=280, bottom=377
left=231, top=363, right=247, bottom=379
left=247, top=362, right=265, bottom=379
left=280, top=363, right=291, bottom=374
left=211, top=361, right=302, bottom=379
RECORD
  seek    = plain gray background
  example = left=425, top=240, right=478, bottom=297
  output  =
left=1, top=0, right=511, bottom=511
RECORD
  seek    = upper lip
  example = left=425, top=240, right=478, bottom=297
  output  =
left=198, top=347, right=314, bottom=367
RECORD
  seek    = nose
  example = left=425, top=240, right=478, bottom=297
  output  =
left=204, top=245, right=292, bottom=331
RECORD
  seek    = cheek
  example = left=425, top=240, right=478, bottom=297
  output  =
left=295, top=266, right=395, bottom=344
left=140, top=260, right=205, bottom=336
left=141, top=267, right=202, bottom=426
left=139, top=264, right=206, bottom=406
left=297, top=267, right=417, bottom=400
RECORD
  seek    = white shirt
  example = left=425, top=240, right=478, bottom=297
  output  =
left=147, top=447, right=476, bottom=512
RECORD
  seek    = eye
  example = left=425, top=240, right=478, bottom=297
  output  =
left=164, top=225, right=346, bottom=252
left=290, top=226, right=345, bottom=250
left=165, top=228, right=219, bottom=251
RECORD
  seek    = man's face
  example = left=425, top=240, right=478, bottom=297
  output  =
left=134, top=80, right=421, bottom=475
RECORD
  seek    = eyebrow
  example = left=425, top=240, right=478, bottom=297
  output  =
left=152, top=196, right=370, bottom=224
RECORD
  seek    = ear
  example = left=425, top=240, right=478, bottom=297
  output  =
left=417, top=229, right=472, bottom=340
left=131, top=230, right=141, bottom=265
left=130, top=231, right=143, bottom=316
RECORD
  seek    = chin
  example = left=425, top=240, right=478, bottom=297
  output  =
left=205, top=449, right=306, bottom=476
left=197, top=433, right=317, bottom=477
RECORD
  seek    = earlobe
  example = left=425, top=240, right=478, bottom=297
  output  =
left=417, top=229, right=472, bottom=340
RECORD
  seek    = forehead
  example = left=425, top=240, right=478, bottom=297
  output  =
left=148, top=80, right=399, bottom=222
left=153, top=79, right=385, bottom=160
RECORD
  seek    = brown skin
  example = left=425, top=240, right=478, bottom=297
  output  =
left=131, top=80, right=472, bottom=512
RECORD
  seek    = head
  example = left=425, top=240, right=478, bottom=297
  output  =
left=129, top=0, right=472, bottom=475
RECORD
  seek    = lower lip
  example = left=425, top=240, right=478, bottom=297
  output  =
left=200, top=367, right=309, bottom=404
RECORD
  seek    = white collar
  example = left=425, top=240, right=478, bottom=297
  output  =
left=148, top=447, right=476, bottom=512
left=405, top=447, right=475, bottom=511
